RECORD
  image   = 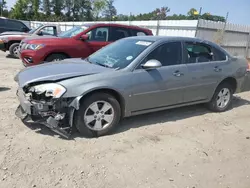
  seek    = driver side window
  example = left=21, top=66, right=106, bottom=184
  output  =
left=138, top=42, right=182, bottom=69
left=86, top=27, right=109, bottom=42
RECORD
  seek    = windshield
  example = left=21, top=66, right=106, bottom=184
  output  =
left=87, top=38, right=153, bottom=69
left=58, top=26, right=88, bottom=38
left=28, top=25, right=43, bottom=34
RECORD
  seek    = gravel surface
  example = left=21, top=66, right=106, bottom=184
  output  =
left=0, top=51, right=250, bottom=188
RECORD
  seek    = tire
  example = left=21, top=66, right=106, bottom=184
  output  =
left=74, top=93, right=121, bottom=138
left=9, top=43, right=20, bottom=58
left=45, top=53, right=67, bottom=62
left=207, top=82, right=233, bottom=112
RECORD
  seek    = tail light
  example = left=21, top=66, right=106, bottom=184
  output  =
left=247, top=62, right=250, bottom=72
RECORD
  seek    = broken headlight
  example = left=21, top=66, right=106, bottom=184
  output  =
left=30, top=83, right=66, bottom=99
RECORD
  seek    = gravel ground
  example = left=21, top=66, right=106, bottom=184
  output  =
left=0, top=51, right=250, bottom=188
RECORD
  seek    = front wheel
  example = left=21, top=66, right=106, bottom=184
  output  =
left=74, top=93, right=121, bottom=138
left=207, top=83, right=233, bottom=112
left=9, top=43, right=20, bottom=58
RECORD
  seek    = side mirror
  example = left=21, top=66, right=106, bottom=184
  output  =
left=80, top=34, right=89, bottom=40
left=37, top=31, right=43, bottom=36
left=141, top=59, right=162, bottom=70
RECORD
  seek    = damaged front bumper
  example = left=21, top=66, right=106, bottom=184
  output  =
left=15, top=88, right=75, bottom=139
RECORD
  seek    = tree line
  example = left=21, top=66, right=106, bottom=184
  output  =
left=0, top=0, right=226, bottom=22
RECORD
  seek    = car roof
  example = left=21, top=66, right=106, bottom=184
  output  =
left=126, top=35, right=220, bottom=46
left=82, top=23, right=151, bottom=32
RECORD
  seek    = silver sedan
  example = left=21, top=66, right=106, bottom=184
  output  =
left=15, top=36, right=250, bottom=138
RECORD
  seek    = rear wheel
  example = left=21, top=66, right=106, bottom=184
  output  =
left=9, top=43, right=20, bottom=58
left=45, top=53, right=67, bottom=62
left=74, top=93, right=121, bottom=138
left=207, top=83, right=233, bottom=112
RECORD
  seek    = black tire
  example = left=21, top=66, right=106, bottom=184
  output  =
left=74, top=93, right=121, bottom=138
left=9, top=43, right=20, bottom=58
left=207, top=82, right=233, bottom=112
left=45, top=53, right=67, bottom=62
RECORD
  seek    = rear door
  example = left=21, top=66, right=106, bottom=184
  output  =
left=183, top=41, right=228, bottom=103
left=85, top=26, right=111, bottom=52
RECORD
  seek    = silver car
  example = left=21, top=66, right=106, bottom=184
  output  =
left=15, top=36, right=250, bottom=138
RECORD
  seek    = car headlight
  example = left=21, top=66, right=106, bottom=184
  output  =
left=26, top=44, right=45, bottom=50
left=30, top=83, right=66, bottom=99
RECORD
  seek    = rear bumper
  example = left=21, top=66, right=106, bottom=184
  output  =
left=236, top=71, right=250, bottom=93
left=15, top=88, right=75, bottom=138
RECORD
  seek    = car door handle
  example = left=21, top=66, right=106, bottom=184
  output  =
left=214, top=66, right=222, bottom=72
left=173, top=71, right=184, bottom=77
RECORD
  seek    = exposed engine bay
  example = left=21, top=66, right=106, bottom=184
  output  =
left=15, top=83, right=77, bottom=139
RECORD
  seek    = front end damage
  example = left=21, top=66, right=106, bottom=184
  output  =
left=15, top=84, right=78, bottom=139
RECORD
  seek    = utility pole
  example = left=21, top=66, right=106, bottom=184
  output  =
left=195, top=7, right=202, bottom=37
left=221, top=12, right=229, bottom=44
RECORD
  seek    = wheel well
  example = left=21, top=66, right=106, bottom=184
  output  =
left=219, top=77, right=237, bottom=93
left=80, top=89, right=126, bottom=117
left=7, top=41, right=20, bottom=50
left=45, top=52, right=70, bottom=61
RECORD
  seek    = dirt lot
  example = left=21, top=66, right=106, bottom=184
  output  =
left=0, top=52, right=250, bottom=188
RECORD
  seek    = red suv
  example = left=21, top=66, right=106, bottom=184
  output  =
left=19, top=23, right=153, bottom=66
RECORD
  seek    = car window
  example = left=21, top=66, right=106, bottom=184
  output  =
left=213, top=47, right=227, bottom=61
left=40, top=26, right=56, bottom=35
left=131, top=29, right=147, bottom=36
left=86, top=27, right=109, bottom=42
left=7, top=20, right=25, bottom=29
left=58, top=26, right=88, bottom=38
left=0, top=19, right=5, bottom=27
left=109, top=27, right=130, bottom=41
left=142, top=42, right=182, bottom=67
left=185, top=42, right=214, bottom=63
left=87, top=38, right=153, bottom=69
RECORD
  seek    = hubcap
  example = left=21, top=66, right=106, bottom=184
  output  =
left=217, top=88, right=230, bottom=108
left=84, top=101, right=114, bottom=131
left=13, top=46, right=19, bottom=57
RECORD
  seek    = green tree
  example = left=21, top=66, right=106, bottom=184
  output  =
left=91, top=0, right=107, bottom=20
left=103, top=0, right=117, bottom=21
left=51, top=0, right=63, bottom=16
left=42, top=0, right=51, bottom=16
left=10, top=0, right=33, bottom=20
left=33, top=0, right=40, bottom=19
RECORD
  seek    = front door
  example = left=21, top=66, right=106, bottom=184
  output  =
left=85, top=26, right=111, bottom=53
left=129, top=41, right=188, bottom=112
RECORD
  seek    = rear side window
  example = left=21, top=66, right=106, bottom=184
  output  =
left=185, top=42, right=214, bottom=63
left=0, top=19, right=5, bottom=27
left=86, top=27, right=109, bottom=42
left=131, top=29, right=148, bottom=36
left=109, top=27, right=131, bottom=41
left=213, top=47, right=227, bottom=61
left=7, top=20, right=25, bottom=29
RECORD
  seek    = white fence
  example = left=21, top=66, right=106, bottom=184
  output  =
left=21, top=19, right=250, bottom=58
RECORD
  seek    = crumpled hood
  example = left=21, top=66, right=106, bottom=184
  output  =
left=0, top=31, right=28, bottom=36
left=25, top=35, right=58, bottom=41
left=15, top=58, right=114, bottom=87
